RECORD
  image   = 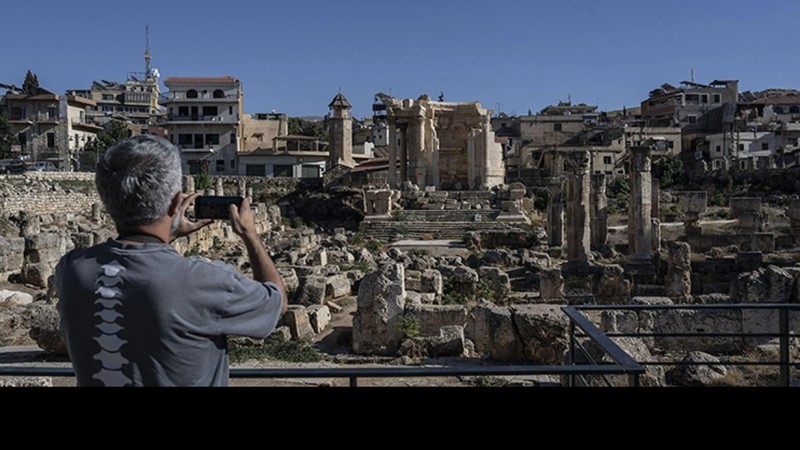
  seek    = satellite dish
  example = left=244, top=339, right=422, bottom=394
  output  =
left=152, top=68, right=160, bottom=78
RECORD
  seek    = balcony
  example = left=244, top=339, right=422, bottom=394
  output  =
left=71, top=118, right=103, bottom=131
left=165, top=114, right=236, bottom=124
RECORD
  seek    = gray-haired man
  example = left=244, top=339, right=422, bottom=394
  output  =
left=55, top=135, right=286, bottom=386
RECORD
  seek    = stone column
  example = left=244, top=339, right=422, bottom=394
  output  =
left=467, top=129, right=478, bottom=190
left=564, top=151, right=591, bottom=264
left=665, top=241, right=692, bottom=302
left=431, top=121, right=440, bottom=189
left=238, top=179, right=247, bottom=197
left=246, top=187, right=254, bottom=202
left=92, top=203, right=102, bottom=223
left=787, top=199, right=800, bottom=241
left=651, top=178, right=660, bottom=220
left=590, top=173, right=608, bottom=251
left=627, top=145, right=655, bottom=283
left=387, top=124, right=397, bottom=188
left=546, top=179, right=564, bottom=247
left=398, top=124, right=407, bottom=184
left=183, top=175, right=195, bottom=194
left=413, top=117, right=426, bottom=187
left=482, top=114, right=492, bottom=190
left=215, top=178, right=224, bottom=196
left=678, top=191, right=707, bottom=237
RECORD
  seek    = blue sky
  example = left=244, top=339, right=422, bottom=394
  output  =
left=2, top=0, right=799, bottom=118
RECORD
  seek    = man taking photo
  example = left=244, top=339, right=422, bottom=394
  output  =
left=56, top=135, right=286, bottom=386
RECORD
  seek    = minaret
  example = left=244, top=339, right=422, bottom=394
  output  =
left=328, top=92, right=354, bottom=168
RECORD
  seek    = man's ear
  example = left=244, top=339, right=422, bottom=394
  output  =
left=168, top=191, right=184, bottom=216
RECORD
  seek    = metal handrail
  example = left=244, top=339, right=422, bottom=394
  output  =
left=568, top=303, right=798, bottom=387
left=0, top=364, right=639, bottom=387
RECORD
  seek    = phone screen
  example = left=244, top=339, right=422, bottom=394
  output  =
left=195, top=196, right=243, bottom=220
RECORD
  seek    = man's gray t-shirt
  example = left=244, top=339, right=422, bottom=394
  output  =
left=55, top=239, right=282, bottom=387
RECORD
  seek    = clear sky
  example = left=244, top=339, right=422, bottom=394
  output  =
left=3, top=0, right=799, bottom=118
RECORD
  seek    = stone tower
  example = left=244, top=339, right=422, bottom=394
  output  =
left=328, top=92, right=354, bottom=168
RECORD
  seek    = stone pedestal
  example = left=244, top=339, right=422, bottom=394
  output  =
left=678, top=191, right=707, bottom=237
left=730, top=197, right=764, bottom=235
left=590, top=173, right=608, bottom=251
left=564, top=151, right=591, bottom=264
left=546, top=180, right=564, bottom=248
left=626, top=146, right=654, bottom=283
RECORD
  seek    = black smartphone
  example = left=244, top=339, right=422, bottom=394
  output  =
left=195, top=196, right=243, bottom=220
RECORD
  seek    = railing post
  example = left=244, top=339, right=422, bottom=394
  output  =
left=349, top=376, right=358, bottom=388
left=779, top=307, right=790, bottom=387
left=569, top=320, right=576, bottom=388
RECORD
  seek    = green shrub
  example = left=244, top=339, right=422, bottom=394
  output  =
left=400, top=317, right=421, bottom=338
left=195, top=171, right=212, bottom=191
left=228, top=339, right=322, bottom=364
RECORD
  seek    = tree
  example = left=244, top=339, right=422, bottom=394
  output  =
left=22, top=70, right=40, bottom=95
left=653, top=153, right=685, bottom=189
left=81, top=120, right=131, bottom=170
left=0, top=113, right=18, bottom=159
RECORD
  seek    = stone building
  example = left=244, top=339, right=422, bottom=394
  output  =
left=640, top=80, right=739, bottom=133
left=1, top=87, right=101, bottom=171
left=159, top=76, right=243, bottom=175
left=373, top=93, right=505, bottom=190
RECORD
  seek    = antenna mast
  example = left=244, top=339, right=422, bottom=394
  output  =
left=145, top=26, right=152, bottom=76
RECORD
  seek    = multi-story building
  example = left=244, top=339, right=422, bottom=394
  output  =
left=706, top=131, right=779, bottom=170
left=640, top=80, right=739, bottom=133
left=2, top=87, right=101, bottom=170
left=70, top=76, right=161, bottom=127
left=159, top=76, right=243, bottom=175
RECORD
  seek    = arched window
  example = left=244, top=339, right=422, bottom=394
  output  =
left=790, top=106, right=799, bottom=114
left=213, top=89, right=225, bottom=99
left=186, top=89, right=198, bottom=99
left=774, top=106, right=784, bottom=114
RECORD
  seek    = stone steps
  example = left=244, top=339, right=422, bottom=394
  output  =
left=360, top=220, right=518, bottom=240
left=398, top=209, right=502, bottom=222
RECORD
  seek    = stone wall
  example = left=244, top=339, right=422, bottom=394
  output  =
left=1, top=192, right=100, bottom=215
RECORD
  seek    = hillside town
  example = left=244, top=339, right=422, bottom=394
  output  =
left=2, top=35, right=800, bottom=388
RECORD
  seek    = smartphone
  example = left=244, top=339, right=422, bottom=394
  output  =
left=195, top=196, right=243, bottom=220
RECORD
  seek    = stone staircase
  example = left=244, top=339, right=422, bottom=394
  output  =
left=360, top=209, right=524, bottom=241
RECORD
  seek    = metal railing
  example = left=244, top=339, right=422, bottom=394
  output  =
left=566, top=304, right=800, bottom=387
left=0, top=307, right=644, bottom=387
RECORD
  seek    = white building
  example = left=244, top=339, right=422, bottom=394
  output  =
left=159, top=76, right=243, bottom=175
left=706, top=131, right=779, bottom=170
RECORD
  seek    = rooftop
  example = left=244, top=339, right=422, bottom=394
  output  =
left=163, top=76, right=239, bottom=85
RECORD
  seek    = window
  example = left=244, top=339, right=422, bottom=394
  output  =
left=186, top=89, right=198, bottom=99
left=603, top=156, right=612, bottom=165
left=716, top=145, right=721, bottom=153
left=774, top=106, right=784, bottom=114
left=246, top=164, right=266, bottom=176
left=216, top=160, right=225, bottom=172
left=301, top=165, right=320, bottom=178
left=230, top=132, right=237, bottom=145
left=687, top=116, right=697, bottom=124
left=178, top=106, right=189, bottom=117
left=47, top=107, right=57, bottom=120
left=213, top=89, right=225, bottom=99
left=230, top=159, right=235, bottom=169
left=205, top=134, right=220, bottom=145
left=791, top=106, right=800, bottom=114
left=178, top=134, right=193, bottom=146
left=668, top=141, right=675, bottom=149
left=701, top=95, right=708, bottom=104
left=272, top=165, right=293, bottom=177
left=18, top=133, right=27, bottom=146
left=713, top=94, right=721, bottom=103
left=194, top=134, right=204, bottom=148
left=553, top=123, right=562, bottom=131
left=188, top=161, right=201, bottom=175
left=202, top=106, right=218, bottom=117
left=47, top=133, right=55, bottom=148
left=738, top=143, right=744, bottom=151
left=229, top=106, right=233, bottom=115
left=762, top=142, right=769, bottom=150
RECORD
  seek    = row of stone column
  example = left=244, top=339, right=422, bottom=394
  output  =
left=182, top=175, right=253, bottom=199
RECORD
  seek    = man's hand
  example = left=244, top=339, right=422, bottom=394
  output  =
left=169, top=192, right=213, bottom=242
left=229, top=197, right=257, bottom=238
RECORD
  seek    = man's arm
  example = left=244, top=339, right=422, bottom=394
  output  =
left=230, top=198, right=288, bottom=316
